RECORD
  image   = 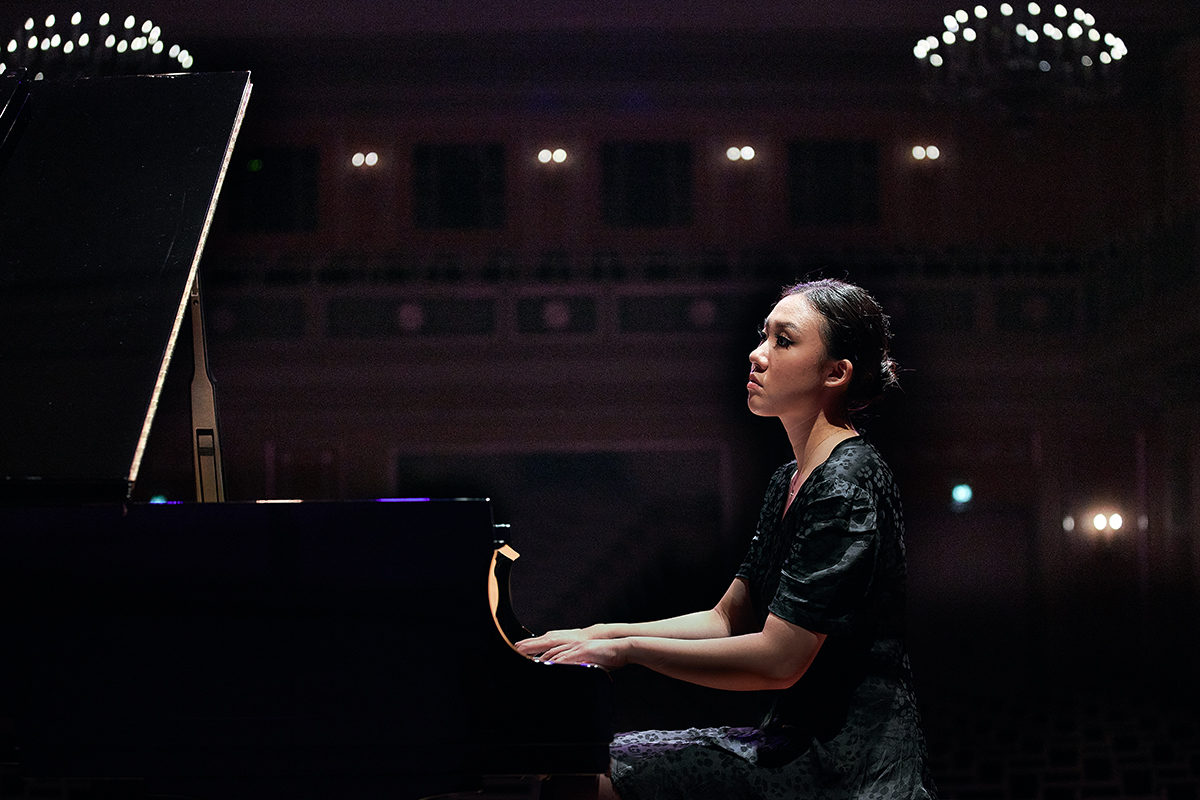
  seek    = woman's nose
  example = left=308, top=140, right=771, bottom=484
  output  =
left=749, top=341, right=767, bottom=368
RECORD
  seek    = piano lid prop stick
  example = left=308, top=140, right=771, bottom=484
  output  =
left=190, top=273, right=225, bottom=502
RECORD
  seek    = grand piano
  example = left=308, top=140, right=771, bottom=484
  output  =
left=0, top=69, right=613, bottom=799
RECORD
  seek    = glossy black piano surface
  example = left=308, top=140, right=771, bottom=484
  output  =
left=0, top=498, right=614, bottom=799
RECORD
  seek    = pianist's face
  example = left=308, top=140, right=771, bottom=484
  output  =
left=746, top=294, right=840, bottom=421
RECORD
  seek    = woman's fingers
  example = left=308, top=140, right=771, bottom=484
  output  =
left=536, top=642, right=576, bottom=662
left=515, top=628, right=588, bottom=656
left=536, top=639, right=625, bottom=670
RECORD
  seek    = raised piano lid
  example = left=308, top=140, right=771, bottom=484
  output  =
left=0, top=70, right=251, bottom=503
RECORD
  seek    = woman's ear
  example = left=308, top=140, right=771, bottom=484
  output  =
left=824, top=358, right=853, bottom=389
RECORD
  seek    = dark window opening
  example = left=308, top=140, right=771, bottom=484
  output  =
left=601, top=141, right=692, bottom=228
left=788, top=140, right=879, bottom=227
left=224, top=146, right=319, bottom=232
left=413, top=143, right=506, bottom=229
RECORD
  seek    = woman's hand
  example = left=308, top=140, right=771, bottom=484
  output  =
left=514, top=626, right=606, bottom=658
left=529, top=637, right=632, bottom=671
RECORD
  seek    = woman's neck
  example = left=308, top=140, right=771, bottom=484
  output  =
left=779, top=413, right=857, bottom=519
left=784, top=412, right=857, bottom=480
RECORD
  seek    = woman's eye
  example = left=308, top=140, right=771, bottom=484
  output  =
left=757, top=328, right=767, bottom=342
left=775, top=336, right=792, bottom=348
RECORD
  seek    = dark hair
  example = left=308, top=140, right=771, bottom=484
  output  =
left=782, top=278, right=899, bottom=413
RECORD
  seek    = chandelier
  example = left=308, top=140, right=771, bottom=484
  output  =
left=915, top=3, right=1126, bottom=117
left=2, top=12, right=193, bottom=78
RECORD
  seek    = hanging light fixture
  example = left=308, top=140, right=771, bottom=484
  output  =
left=1, top=11, right=193, bottom=79
left=915, top=4, right=1126, bottom=118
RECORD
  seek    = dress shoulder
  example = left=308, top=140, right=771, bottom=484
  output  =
left=809, top=436, right=895, bottom=493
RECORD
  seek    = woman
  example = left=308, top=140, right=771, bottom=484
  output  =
left=516, top=279, right=937, bottom=800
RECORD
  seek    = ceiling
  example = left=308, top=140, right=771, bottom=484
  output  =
left=7, top=0, right=1197, bottom=40
left=5, top=1, right=1197, bottom=112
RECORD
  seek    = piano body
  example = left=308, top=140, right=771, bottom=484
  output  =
left=0, top=70, right=613, bottom=798
left=0, top=500, right=615, bottom=799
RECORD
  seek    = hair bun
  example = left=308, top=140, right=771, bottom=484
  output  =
left=880, top=356, right=901, bottom=392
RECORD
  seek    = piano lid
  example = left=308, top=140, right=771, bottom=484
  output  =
left=0, top=70, right=251, bottom=502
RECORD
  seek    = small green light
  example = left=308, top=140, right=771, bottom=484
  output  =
left=247, top=158, right=264, bottom=172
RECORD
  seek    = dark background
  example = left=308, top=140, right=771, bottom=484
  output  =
left=6, top=1, right=1200, bottom=797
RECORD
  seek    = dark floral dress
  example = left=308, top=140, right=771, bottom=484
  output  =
left=610, top=437, right=938, bottom=800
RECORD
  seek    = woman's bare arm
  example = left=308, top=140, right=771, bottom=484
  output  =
left=515, top=578, right=758, bottom=654
left=515, top=578, right=824, bottom=692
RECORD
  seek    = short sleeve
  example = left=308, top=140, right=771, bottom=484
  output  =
left=767, top=477, right=878, bottom=636
left=735, top=463, right=793, bottom=605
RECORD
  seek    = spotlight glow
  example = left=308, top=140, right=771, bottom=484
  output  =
left=1083, top=507, right=1127, bottom=537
